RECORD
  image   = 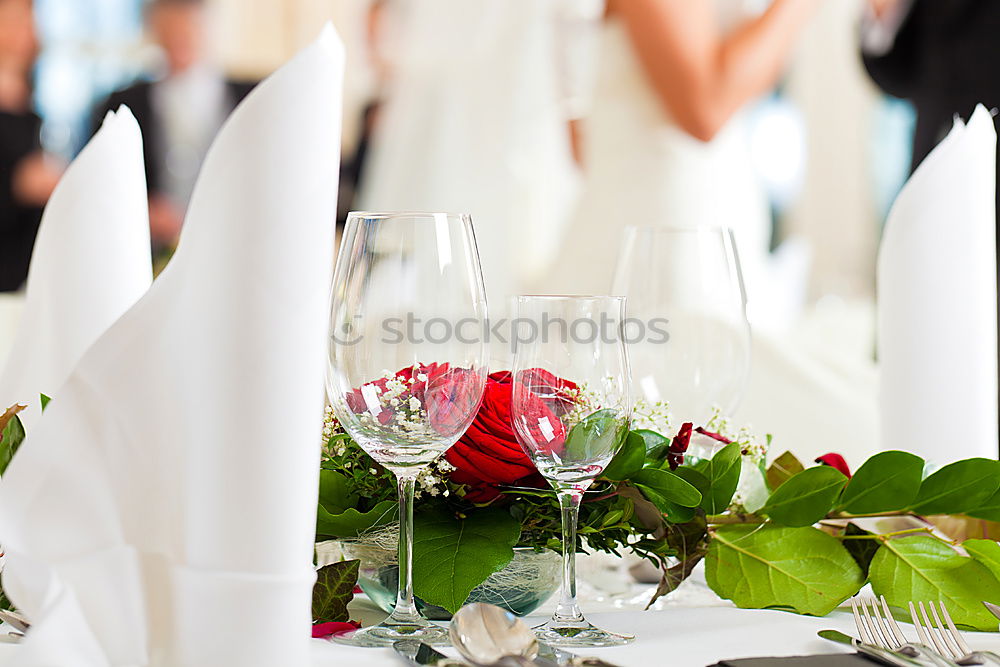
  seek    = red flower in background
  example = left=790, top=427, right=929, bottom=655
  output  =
left=445, top=370, right=569, bottom=502
left=667, top=422, right=694, bottom=470
left=815, top=453, right=852, bottom=477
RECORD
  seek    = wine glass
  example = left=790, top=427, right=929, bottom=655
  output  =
left=510, top=295, right=634, bottom=647
left=612, top=227, right=750, bottom=425
left=326, top=212, right=489, bottom=647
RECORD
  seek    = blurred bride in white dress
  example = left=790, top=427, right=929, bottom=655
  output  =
left=358, top=0, right=597, bottom=322
left=542, top=0, right=819, bottom=319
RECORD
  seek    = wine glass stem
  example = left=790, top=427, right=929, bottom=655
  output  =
left=554, top=488, right=585, bottom=623
left=390, top=474, right=421, bottom=625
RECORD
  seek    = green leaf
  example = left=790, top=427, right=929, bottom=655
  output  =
left=967, top=488, right=1000, bottom=521
left=706, top=524, right=864, bottom=616
left=763, top=466, right=847, bottom=527
left=868, top=535, right=1000, bottom=631
left=563, top=409, right=629, bottom=463
left=636, top=483, right=695, bottom=523
left=909, top=458, right=1000, bottom=515
left=841, top=523, right=880, bottom=577
left=318, top=469, right=359, bottom=515
left=632, top=468, right=702, bottom=508
left=412, top=508, right=521, bottom=613
left=39, top=394, right=51, bottom=411
left=964, top=539, right=1000, bottom=581
left=602, top=430, right=645, bottom=481
left=638, top=429, right=673, bottom=462
left=839, top=451, right=924, bottom=514
left=695, top=443, right=742, bottom=514
left=316, top=501, right=397, bottom=539
left=0, top=408, right=26, bottom=476
left=766, top=451, right=805, bottom=492
left=312, top=559, right=359, bottom=623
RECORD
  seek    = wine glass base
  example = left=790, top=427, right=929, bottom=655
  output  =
left=533, top=619, right=635, bottom=647
left=331, top=620, right=450, bottom=648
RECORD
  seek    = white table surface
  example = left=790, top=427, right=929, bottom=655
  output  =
left=1, top=569, right=993, bottom=666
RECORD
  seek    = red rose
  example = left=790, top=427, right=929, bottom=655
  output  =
left=426, top=365, right=485, bottom=436
left=668, top=422, right=694, bottom=470
left=445, top=371, right=560, bottom=501
left=815, top=453, right=852, bottom=478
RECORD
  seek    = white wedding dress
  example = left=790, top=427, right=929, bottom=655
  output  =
left=358, top=0, right=581, bottom=321
left=540, top=0, right=772, bottom=306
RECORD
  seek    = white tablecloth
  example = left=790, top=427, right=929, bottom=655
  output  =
left=1, top=567, right=993, bottom=666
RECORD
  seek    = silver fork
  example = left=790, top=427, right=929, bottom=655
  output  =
left=909, top=601, right=1000, bottom=666
left=851, top=596, right=958, bottom=667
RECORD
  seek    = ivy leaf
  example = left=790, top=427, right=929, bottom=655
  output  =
left=693, top=443, right=741, bottom=514
left=841, top=523, right=880, bottom=577
left=839, top=451, right=924, bottom=514
left=602, top=430, right=646, bottom=481
left=766, top=451, right=805, bottom=492
left=706, top=524, right=864, bottom=616
left=909, top=458, right=1000, bottom=515
left=312, top=559, right=359, bottom=623
left=632, top=468, right=702, bottom=508
left=762, top=466, right=847, bottom=527
left=412, top=508, right=521, bottom=613
left=967, top=488, right=1000, bottom=521
left=0, top=405, right=27, bottom=475
left=868, top=535, right=1000, bottom=631
left=316, top=501, right=397, bottom=539
left=964, top=539, right=1000, bottom=581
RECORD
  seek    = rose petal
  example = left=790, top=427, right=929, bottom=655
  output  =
left=312, top=621, right=361, bottom=639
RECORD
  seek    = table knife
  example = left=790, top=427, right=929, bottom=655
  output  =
left=984, top=602, right=1000, bottom=623
left=393, top=640, right=466, bottom=666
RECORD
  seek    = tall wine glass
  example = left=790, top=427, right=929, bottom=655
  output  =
left=510, top=295, right=633, bottom=647
left=326, top=212, right=489, bottom=647
left=612, top=227, right=750, bottom=425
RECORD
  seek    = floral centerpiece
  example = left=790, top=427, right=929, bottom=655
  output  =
left=312, top=367, right=1000, bottom=633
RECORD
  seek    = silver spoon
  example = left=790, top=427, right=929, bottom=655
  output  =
left=449, top=604, right=620, bottom=667
left=449, top=603, right=540, bottom=667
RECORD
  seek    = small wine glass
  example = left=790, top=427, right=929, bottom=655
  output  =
left=510, top=295, right=634, bottom=647
left=612, top=226, right=750, bottom=424
left=326, top=212, right=489, bottom=647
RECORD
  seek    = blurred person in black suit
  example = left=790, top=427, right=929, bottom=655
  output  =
left=0, top=0, right=62, bottom=292
left=92, top=0, right=254, bottom=262
left=862, top=0, right=1000, bottom=199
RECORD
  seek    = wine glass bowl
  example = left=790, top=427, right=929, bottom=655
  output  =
left=326, top=212, right=489, bottom=646
left=612, top=226, right=750, bottom=424
left=510, top=295, right=634, bottom=647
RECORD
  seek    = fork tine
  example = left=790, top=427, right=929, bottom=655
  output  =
left=853, top=598, right=875, bottom=645
left=938, top=601, right=972, bottom=656
left=919, top=601, right=951, bottom=656
left=910, top=601, right=933, bottom=647
left=928, top=601, right=963, bottom=658
left=879, top=595, right=910, bottom=647
left=864, top=597, right=895, bottom=648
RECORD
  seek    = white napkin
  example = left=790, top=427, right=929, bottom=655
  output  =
left=0, top=109, right=151, bottom=426
left=0, top=24, right=344, bottom=667
left=878, top=104, right=998, bottom=462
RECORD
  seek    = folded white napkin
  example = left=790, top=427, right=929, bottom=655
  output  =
left=0, top=24, right=344, bottom=667
left=0, top=109, right=151, bottom=426
left=878, top=104, right=998, bottom=462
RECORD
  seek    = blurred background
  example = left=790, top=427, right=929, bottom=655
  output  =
left=3, top=0, right=985, bottom=462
